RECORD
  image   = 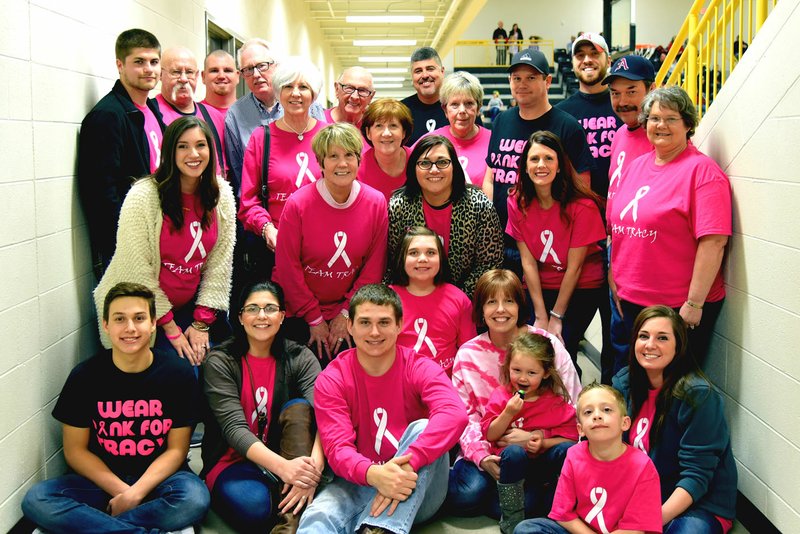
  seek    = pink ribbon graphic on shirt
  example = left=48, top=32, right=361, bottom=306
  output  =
left=250, top=386, right=269, bottom=425
left=538, top=230, right=562, bottom=265
left=619, top=185, right=650, bottom=223
left=633, top=417, right=649, bottom=452
left=413, top=318, right=438, bottom=356
left=184, top=221, right=207, bottom=263
left=458, top=155, right=469, bottom=172
left=327, top=231, right=352, bottom=268
left=373, top=407, right=400, bottom=455
left=426, top=119, right=436, bottom=132
left=585, top=486, right=610, bottom=534
left=295, top=152, right=316, bottom=187
left=150, top=130, right=161, bottom=168
left=609, top=152, right=625, bottom=188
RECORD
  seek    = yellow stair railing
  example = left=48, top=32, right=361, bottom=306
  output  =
left=656, top=0, right=778, bottom=118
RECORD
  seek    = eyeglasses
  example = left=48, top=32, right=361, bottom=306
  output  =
left=646, top=116, right=683, bottom=126
left=338, top=83, right=374, bottom=98
left=241, top=304, right=282, bottom=316
left=167, top=69, right=198, bottom=79
left=240, top=61, right=275, bottom=78
left=416, top=159, right=452, bottom=170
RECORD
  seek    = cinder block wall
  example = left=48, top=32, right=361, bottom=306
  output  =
left=693, top=0, right=800, bottom=530
left=0, top=0, right=336, bottom=529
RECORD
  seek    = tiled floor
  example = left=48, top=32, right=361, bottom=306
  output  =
left=189, top=322, right=749, bottom=533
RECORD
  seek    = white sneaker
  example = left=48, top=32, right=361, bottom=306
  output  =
left=166, top=527, right=195, bottom=534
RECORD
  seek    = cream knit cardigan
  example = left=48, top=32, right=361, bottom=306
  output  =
left=93, top=175, right=236, bottom=348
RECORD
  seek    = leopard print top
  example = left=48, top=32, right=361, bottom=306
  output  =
left=387, top=186, right=504, bottom=297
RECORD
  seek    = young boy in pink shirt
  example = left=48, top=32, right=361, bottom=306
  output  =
left=298, top=284, right=468, bottom=534
left=515, top=383, right=662, bottom=534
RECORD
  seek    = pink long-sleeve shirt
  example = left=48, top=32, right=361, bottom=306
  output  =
left=273, top=180, right=388, bottom=324
left=314, top=345, right=468, bottom=485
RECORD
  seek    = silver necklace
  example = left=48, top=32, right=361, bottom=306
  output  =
left=281, top=117, right=311, bottom=141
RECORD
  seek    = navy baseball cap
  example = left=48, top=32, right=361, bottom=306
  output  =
left=508, top=49, right=550, bottom=75
left=602, top=54, right=656, bottom=84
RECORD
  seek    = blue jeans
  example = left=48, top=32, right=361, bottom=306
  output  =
left=514, top=517, right=568, bottom=533
left=211, top=461, right=281, bottom=532
left=297, top=419, right=449, bottom=534
left=542, top=288, right=604, bottom=379
left=446, top=456, right=555, bottom=519
left=664, top=508, right=723, bottom=534
left=499, top=443, right=572, bottom=517
left=22, top=469, right=209, bottom=533
left=608, top=287, right=630, bottom=381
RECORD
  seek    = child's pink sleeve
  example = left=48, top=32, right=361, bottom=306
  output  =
left=480, top=387, right=510, bottom=440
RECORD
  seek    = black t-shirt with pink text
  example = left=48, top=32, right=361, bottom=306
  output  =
left=53, top=349, right=197, bottom=479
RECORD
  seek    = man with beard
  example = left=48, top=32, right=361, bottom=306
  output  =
left=78, top=28, right=165, bottom=275
left=556, top=33, right=618, bottom=386
left=325, top=66, right=374, bottom=130
left=556, top=33, right=619, bottom=199
left=156, top=47, right=225, bottom=173
left=602, top=54, right=656, bottom=382
left=402, top=47, right=447, bottom=145
left=201, top=50, right=239, bottom=175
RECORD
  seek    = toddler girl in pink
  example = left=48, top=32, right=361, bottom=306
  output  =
left=481, top=332, right=578, bottom=533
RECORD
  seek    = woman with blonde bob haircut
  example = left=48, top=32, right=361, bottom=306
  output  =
left=357, top=98, right=414, bottom=200
left=420, top=71, right=492, bottom=187
left=274, top=123, right=388, bottom=361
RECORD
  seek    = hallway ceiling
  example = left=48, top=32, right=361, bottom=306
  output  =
left=304, top=0, right=480, bottom=94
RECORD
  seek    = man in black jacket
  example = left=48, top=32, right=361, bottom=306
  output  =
left=492, top=21, right=508, bottom=65
left=78, top=28, right=165, bottom=275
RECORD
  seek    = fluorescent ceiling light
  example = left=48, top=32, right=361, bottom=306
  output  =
left=373, top=83, right=404, bottom=89
left=346, top=15, right=424, bottom=23
left=371, top=77, right=405, bottom=82
left=359, top=56, right=409, bottom=63
left=366, top=67, right=407, bottom=74
left=354, top=39, right=417, bottom=47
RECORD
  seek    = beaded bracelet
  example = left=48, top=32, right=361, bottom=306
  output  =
left=191, top=320, right=210, bottom=332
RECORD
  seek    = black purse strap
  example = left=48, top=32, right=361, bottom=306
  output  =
left=261, top=124, right=270, bottom=208
left=196, top=103, right=225, bottom=170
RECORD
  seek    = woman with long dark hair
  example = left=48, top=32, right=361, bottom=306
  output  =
left=507, top=130, right=606, bottom=374
left=94, top=116, right=236, bottom=364
left=613, top=306, right=737, bottom=533
left=201, top=281, right=323, bottom=532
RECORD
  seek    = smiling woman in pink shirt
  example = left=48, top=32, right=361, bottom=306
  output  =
left=274, top=123, right=388, bottom=362
left=357, top=98, right=413, bottom=201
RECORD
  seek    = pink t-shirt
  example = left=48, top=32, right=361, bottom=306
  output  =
left=549, top=441, right=663, bottom=533
left=158, top=193, right=218, bottom=323
left=506, top=195, right=606, bottom=289
left=238, top=121, right=326, bottom=235
left=481, top=387, right=578, bottom=455
left=135, top=102, right=162, bottom=173
left=631, top=387, right=659, bottom=454
left=390, top=284, right=476, bottom=375
left=205, top=354, right=277, bottom=491
left=422, top=200, right=453, bottom=254
left=155, top=95, right=224, bottom=175
left=274, top=181, right=388, bottom=324
left=450, top=327, right=582, bottom=467
left=314, top=345, right=468, bottom=485
left=423, top=125, right=492, bottom=187
left=357, top=146, right=411, bottom=201
left=606, top=125, right=653, bottom=219
left=608, top=144, right=732, bottom=307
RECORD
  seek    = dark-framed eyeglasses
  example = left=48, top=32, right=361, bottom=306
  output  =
left=416, top=159, right=452, bottom=170
left=241, top=304, right=282, bottom=316
left=240, top=61, right=275, bottom=77
left=338, top=83, right=374, bottom=98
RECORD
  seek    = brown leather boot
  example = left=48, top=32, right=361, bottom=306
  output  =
left=270, top=511, right=300, bottom=534
left=278, top=401, right=314, bottom=458
left=269, top=401, right=315, bottom=534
